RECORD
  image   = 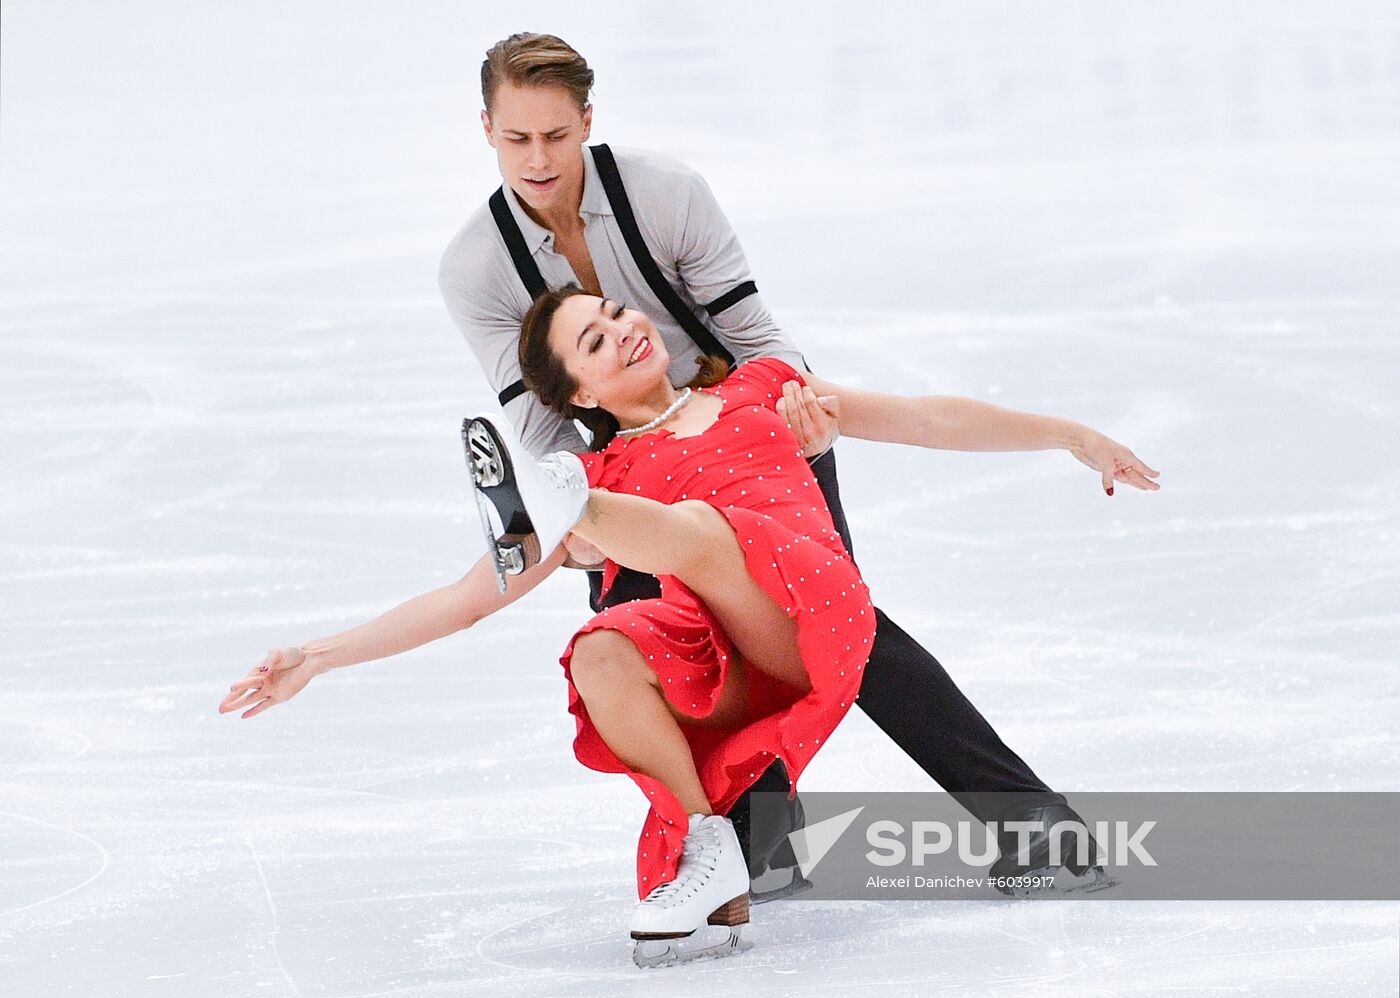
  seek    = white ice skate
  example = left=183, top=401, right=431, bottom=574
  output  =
left=461, top=414, right=589, bottom=593
left=630, top=813, right=753, bottom=969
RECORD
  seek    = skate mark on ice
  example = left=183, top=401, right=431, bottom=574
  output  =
left=0, top=720, right=92, bottom=763
left=871, top=511, right=1385, bottom=554
left=0, top=809, right=110, bottom=920
left=206, top=777, right=408, bottom=812
left=331, top=753, right=573, bottom=796
left=0, top=341, right=164, bottom=482
left=245, top=833, right=305, bottom=997
left=475, top=897, right=910, bottom=976
left=473, top=898, right=634, bottom=978
left=1239, top=567, right=1400, bottom=638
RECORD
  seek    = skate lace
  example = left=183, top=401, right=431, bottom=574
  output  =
left=540, top=453, right=585, bottom=493
left=641, top=821, right=724, bottom=907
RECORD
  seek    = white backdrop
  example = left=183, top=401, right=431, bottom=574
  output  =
left=3, top=2, right=1398, bottom=995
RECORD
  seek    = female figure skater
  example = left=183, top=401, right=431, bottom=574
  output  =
left=220, top=287, right=1158, bottom=966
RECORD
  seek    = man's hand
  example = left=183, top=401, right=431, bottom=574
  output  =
left=1069, top=430, right=1161, bottom=496
left=776, top=379, right=841, bottom=458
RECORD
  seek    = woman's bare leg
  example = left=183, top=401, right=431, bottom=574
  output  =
left=569, top=628, right=748, bottom=815
left=570, top=491, right=810, bottom=693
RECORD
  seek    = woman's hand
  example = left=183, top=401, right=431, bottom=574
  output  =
left=776, top=379, right=841, bottom=458
left=1069, top=430, right=1161, bottom=495
left=219, top=646, right=316, bottom=719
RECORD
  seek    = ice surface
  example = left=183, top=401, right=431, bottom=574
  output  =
left=2, top=1, right=1398, bottom=995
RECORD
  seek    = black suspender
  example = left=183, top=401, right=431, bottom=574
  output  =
left=702, top=280, right=758, bottom=317
left=487, top=144, right=761, bottom=406
left=488, top=188, right=547, bottom=299
left=488, top=188, right=543, bottom=407
left=589, top=144, right=737, bottom=367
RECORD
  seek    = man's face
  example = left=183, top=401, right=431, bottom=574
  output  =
left=482, top=83, right=592, bottom=216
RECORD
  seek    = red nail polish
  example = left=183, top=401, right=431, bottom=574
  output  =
left=1106, top=486, right=1114, bottom=496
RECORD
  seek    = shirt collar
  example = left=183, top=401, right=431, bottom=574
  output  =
left=578, top=145, right=613, bottom=218
left=501, top=145, right=614, bottom=255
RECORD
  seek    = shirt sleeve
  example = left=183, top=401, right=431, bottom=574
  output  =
left=672, top=169, right=807, bottom=372
left=437, top=245, right=587, bottom=458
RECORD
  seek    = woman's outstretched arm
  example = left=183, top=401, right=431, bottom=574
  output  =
left=219, top=542, right=569, bottom=719
left=796, top=372, right=1160, bottom=495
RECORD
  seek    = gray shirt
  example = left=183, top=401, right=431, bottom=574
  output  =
left=439, top=145, right=804, bottom=457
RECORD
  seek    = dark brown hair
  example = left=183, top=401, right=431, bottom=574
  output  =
left=481, top=33, right=594, bottom=114
left=519, top=286, right=730, bottom=451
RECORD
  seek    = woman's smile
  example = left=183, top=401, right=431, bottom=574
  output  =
left=627, top=337, right=652, bottom=366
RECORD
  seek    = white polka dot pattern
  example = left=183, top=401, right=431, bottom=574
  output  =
left=563, top=357, right=876, bottom=901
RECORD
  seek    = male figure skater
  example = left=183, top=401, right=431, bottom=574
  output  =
left=441, top=32, right=1117, bottom=897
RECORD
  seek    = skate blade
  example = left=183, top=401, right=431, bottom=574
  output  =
left=464, top=455, right=513, bottom=593
left=749, top=868, right=814, bottom=905
left=1004, top=865, right=1120, bottom=898
left=632, top=924, right=751, bottom=969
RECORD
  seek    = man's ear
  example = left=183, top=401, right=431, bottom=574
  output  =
left=580, top=104, right=593, bottom=143
left=481, top=109, right=495, bottom=148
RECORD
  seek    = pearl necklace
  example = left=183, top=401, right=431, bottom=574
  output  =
left=616, top=388, right=693, bottom=437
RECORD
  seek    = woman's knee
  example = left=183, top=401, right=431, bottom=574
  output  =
left=569, top=629, right=653, bottom=699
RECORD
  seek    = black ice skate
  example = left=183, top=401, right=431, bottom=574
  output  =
left=728, top=762, right=813, bottom=904
left=989, top=802, right=1119, bottom=896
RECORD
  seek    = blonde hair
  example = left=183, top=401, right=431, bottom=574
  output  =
left=481, top=33, right=593, bottom=113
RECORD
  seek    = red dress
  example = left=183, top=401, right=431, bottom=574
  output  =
left=561, top=357, right=877, bottom=899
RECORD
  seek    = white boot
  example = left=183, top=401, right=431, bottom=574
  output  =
left=462, top=414, right=588, bottom=591
left=630, top=813, right=750, bottom=947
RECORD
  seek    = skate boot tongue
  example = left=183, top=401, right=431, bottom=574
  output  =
left=687, top=813, right=709, bottom=833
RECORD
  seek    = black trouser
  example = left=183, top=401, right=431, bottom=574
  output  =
left=587, top=446, right=1063, bottom=826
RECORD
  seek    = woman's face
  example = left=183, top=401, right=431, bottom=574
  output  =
left=547, top=294, right=671, bottom=411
